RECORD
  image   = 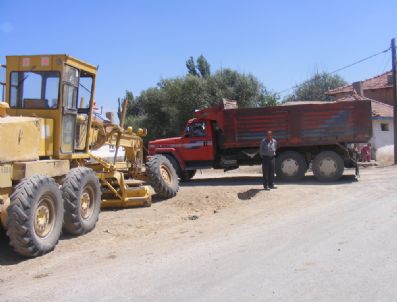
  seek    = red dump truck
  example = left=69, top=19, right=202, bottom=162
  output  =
left=148, top=100, right=372, bottom=182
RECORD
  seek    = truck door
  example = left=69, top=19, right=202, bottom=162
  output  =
left=61, top=65, right=79, bottom=153
left=181, top=120, right=215, bottom=161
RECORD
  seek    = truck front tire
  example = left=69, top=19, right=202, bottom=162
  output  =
left=181, top=170, right=196, bottom=181
left=146, top=155, right=179, bottom=198
left=312, top=151, right=344, bottom=182
left=275, top=151, right=307, bottom=181
left=7, top=175, right=64, bottom=257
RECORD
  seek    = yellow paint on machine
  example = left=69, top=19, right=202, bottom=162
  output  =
left=39, top=118, right=54, bottom=157
left=12, top=160, right=70, bottom=180
left=0, top=116, right=40, bottom=163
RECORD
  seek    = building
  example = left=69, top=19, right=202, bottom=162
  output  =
left=326, top=71, right=394, bottom=106
left=336, top=94, right=393, bottom=158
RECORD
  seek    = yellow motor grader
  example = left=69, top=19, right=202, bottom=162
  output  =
left=0, top=54, right=179, bottom=257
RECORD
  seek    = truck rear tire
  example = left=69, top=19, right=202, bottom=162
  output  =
left=146, top=155, right=179, bottom=198
left=62, top=167, right=101, bottom=235
left=7, top=175, right=64, bottom=257
left=312, top=151, right=344, bottom=182
left=275, top=151, right=307, bottom=181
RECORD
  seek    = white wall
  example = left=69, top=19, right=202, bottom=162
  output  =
left=369, top=118, right=394, bottom=159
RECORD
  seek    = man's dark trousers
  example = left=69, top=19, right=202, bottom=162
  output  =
left=262, top=156, right=275, bottom=188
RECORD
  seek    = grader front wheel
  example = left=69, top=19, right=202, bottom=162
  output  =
left=146, top=155, right=179, bottom=198
left=7, top=175, right=64, bottom=257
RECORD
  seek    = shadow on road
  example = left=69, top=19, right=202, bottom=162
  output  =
left=182, top=175, right=358, bottom=187
left=0, top=228, right=93, bottom=266
left=0, top=227, right=26, bottom=265
left=237, top=188, right=262, bottom=200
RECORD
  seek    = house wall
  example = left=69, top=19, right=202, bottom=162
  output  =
left=364, top=88, right=394, bottom=106
left=331, top=87, right=394, bottom=106
left=369, top=118, right=394, bottom=159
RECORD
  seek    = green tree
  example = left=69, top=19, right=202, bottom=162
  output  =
left=285, top=72, right=347, bottom=102
left=196, top=55, right=211, bottom=78
left=185, top=56, right=198, bottom=76
left=126, top=57, right=279, bottom=140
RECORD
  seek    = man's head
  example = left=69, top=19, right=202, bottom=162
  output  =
left=266, top=130, right=273, bottom=140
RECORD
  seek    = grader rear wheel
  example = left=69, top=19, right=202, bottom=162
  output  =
left=146, top=155, right=179, bottom=198
left=7, top=175, right=64, bottom=257
left=62, top=167, right=101, bottom=235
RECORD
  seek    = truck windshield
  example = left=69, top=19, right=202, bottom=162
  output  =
left=187, top=121, right=207, bottom=137
left=10, top=71, right=60, bottom=109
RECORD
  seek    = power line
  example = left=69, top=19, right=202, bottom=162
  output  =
left=277, top=47, right=391, bottom=95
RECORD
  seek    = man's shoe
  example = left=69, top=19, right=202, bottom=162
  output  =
left=263, top=186, right=270, bottom=191
left=269, top=186, right=277, bottom=189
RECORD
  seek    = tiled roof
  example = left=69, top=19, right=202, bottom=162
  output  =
left=326, top=71, right=392, bottom=95
left=336, top=93, right=393, bottom=118
left=283, top=94, right=393, bottom=117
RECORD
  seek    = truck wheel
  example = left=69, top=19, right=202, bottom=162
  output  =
left=62, top=167, right=101, bottom=235
left=181, top=170, right=196, bottom=181
left=146, top=155, right=179, bottom=198
left=7, top=175, right=64, bottom=257
left=312, top=151, right=344, bottom=182
left=275, top=151, right=307, bottom=181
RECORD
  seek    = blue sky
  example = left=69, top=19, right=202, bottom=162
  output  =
left=1, top=0, right=396, bottom=112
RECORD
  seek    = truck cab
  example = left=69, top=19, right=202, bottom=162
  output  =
left=148, top=118, right=216, bottom=180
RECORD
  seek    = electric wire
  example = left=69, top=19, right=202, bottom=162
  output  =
left=277, top=47, right=391, bottom=95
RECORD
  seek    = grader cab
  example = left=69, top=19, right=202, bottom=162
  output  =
left=0, top=55, right=179, bottom=257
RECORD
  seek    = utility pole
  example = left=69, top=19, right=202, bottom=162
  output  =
left=392, top=38, right=397, bottom=164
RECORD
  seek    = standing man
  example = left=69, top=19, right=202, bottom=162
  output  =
left=260, top=130, right=277, bottom=190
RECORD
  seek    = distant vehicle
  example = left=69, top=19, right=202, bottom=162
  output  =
left=148, top=99, right=372, bottom=182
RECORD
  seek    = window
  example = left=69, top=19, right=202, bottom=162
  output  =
left=381, top=123, right=390, bottom=131
left=9, top=71, right=60, bottom=109
left=78, top=75, right=93, bottom=110
left=46, top=77, right=60, bottom=108
left=62, top=65, right=79, bottom=110
left=188, top=121, right=207, bottom=137
left=0, top=65, right=6, bottom=102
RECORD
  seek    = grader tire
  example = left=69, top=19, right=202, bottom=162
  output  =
left=164, top=154, right=182, bottom=178
left=62, top=167, right=101, bottom=235
left=146, top=155, right=179, bottom=198
left=7, top=175, right=64, bottom=257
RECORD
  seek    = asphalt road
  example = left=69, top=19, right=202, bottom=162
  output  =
left=1, top=166, right=397, bottom=301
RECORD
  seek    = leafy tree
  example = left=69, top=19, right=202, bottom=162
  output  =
left=185, top=56, right=198, bottom=76
left=125, top=57, right=279, bottom=140
left=284, top=72, right=347, bottom=102
left=196, top=55, right=211, bottom=78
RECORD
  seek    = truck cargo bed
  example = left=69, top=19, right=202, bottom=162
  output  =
left=197, top=100, right=372, bottom=149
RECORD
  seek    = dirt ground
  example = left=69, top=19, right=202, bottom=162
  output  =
left=0, top=165, right=396, bottom=301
